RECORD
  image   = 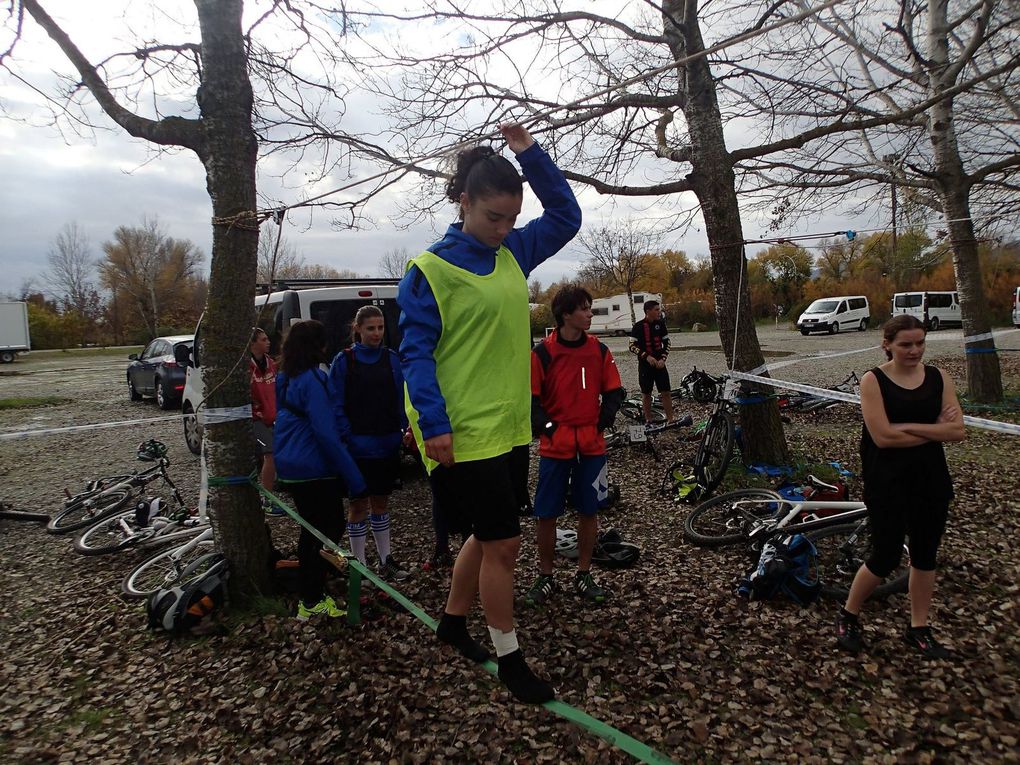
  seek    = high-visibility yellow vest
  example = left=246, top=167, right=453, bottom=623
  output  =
left=405, top=247, right=532, bottom=472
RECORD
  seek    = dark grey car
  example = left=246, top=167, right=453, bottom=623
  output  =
left=127, top=335, right=194, bottom=410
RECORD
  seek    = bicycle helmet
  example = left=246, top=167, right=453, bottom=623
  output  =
left=592, top=540, right=641, bottom=569
left=137, top=439, right=168, bottom=462
left=555, top=529, right=579, bottom=559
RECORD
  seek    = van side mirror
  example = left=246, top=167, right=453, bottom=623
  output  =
left=128, top=353, right=139, bottom=361
left=174, top=345, right=193, bottom=367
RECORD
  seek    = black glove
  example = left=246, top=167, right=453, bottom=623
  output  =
left=541, top=420, right=558, bottom=439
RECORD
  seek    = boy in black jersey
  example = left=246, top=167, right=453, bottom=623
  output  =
left=629, top=300, right=675, bottom=424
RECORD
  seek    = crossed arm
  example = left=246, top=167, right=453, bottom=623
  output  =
left=860, top=370, right=966, bottom=449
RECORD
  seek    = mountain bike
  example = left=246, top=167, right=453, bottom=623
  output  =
left=779, top=372, right=861, bottom=413
left=47, top=440, right=180, bottom=534
left=683, top=476, right=909, bottom=599
left=120, top=527, right=216, bottom=600
left=73, top=494, right=207, bottom=556
left=604, top=414, right=693, bottom=462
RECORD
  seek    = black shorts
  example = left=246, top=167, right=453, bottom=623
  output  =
left=427, top=447, right=527, bottom=542
left=355, top=456, right=400, bottom=497
left=638, top=362, right=671, bottom=395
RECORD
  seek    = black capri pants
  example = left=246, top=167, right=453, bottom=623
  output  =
left=865, top=499, right=949, bottom=577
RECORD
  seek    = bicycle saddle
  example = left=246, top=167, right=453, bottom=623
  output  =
left=805, top=474, right=840, bottom=493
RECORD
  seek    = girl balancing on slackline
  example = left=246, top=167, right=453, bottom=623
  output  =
left=399, top=123, right=581, bottom=703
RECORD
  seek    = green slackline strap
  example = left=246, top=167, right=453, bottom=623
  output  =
left=208, top=470, right=259, bottom=487
left=254, top=482, right=677, bottom=765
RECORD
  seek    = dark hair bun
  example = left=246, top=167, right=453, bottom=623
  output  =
left=445, top=145, right=523, bottom=210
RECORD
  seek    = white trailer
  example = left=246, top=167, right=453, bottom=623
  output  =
left=589, top=292, right=662, bottom=336
left=0, top=301, right=30, bottom=363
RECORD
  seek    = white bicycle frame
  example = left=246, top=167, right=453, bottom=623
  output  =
left=736, top=497, right=868, bottom=538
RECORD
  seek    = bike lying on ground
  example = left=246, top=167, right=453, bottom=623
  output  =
left=779, top=372, right=861, bottom=414
left=47, top=439, right=177, bottom=534
left=683, top=475, right=908, bottom=600
left=120, top=527, right=217, bottom=600
left=71, top=442, right=206, bottom=556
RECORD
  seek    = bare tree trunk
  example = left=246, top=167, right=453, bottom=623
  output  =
left=194, top=0, right=271, bottom=599
left=927, top=0, right=1002, bottom=402
left=666, top=0, right=789, bottom=463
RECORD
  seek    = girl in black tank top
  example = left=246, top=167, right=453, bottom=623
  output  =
left=835, top=316, right=965, bottom=660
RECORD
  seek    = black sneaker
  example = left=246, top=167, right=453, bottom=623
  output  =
left=835, top=609, right=863, bottom=653
left=903, top=626, right=950, bottom=659
left=379, top=555, right=410, bottom=582
left=574, top=571, right=608, bottom=605
left=524, top=574, right=558, bottom=607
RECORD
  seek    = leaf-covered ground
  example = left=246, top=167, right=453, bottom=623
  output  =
left=1, top=346, right=1018, bottom=763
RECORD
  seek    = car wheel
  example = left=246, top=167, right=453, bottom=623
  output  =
left=128, top=376, right=142, bottom=401
left=929, top=317, right=940, bottom=331
left=0, top=351, right=14, bottom=364
left=800, top=330, right=810, bottom=336
left=183, top=405, right=203, bottom=456
left=155, top=378, right=174, bottom=410
left=828, top=322, right=838, bottom=334
left=858, top=318, right=867, bottom=332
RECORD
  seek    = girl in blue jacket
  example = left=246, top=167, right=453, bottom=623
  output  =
left=329, top=305, right=409, bottom=582
left=275, top=319, right=366, bottom=620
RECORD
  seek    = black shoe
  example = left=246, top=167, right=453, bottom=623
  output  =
left=436, top=613, right=490, bottom=663
left=379, top=555, right=410, bottom=582
left=497, top=650, right=555, bottom=704
left=835, top=609, right=863, bottom=654
left=903, top=626, right=950, bottom=659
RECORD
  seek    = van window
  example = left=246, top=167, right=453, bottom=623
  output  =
left=593, top=307, right=609, bottom=316
left=611, top=304, right=620, bottom=312
left=836, top=301, right=847, bottom=314
left=633, top=295, right=644, bottom=304
left=894, top=294, right=922, bottom=308
left=848, top=298, right=866, bottom=310
left=309, top=299, right=402, bottom=360
left=805, top=299, right=839, bottom=314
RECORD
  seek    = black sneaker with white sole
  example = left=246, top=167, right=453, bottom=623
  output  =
left=379, top=555, right=410, bottom=582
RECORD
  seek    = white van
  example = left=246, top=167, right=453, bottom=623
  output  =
left=891, top=291, right=961, bottom=331
left=796, top=295, right=870, bottom=335
left=1012, top=287, right=1019, bottom=328
left=177, top=278, right=401, bottom=454
left=589, top=292, right=663, bottom=336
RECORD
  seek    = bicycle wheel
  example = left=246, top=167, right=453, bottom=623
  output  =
left=694, top=410, right=735, bottom=497
left=121, top=540, right=217, bottom=600
left=806, top=522, right=909, bottom=600
left=46, top=488, right=134, bottom=534
left=683, top=489, right=784, bottom=547
left=74, top=509, right=153, bottom=556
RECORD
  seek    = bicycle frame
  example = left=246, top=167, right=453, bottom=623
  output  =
left=735, top=497, right=867, bottom=539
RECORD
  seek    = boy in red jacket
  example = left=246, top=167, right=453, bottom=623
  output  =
left=526, top=285, right=625, bottom=606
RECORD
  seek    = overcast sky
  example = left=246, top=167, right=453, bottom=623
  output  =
left=0, top=1, right=880, bottom=301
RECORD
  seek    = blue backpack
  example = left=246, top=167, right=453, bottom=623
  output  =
left=736, top=533, right=820, bottom=606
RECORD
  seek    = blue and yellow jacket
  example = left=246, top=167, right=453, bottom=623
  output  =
left=398, top=142, right=581, bottom=440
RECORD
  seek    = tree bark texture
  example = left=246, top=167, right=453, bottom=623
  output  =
left=927, top=0, right=1002, bottom=402
left=663, top=0, right=789, bottom=464
left=194, top=0, right=272, bottom=598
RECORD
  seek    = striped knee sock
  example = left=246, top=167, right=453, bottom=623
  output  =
left=370, top=513, right=391, bottom=564
left=347, top=520, right=368, bottom=565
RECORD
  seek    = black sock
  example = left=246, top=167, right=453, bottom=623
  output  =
left=840, top=608, right=860, bottom=622
left=436, top=613, right=490, bottom=663
left=496, top=650, right=555, bottom=704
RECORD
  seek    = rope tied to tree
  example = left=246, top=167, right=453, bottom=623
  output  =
left=210, top=210, right=269, bottom=231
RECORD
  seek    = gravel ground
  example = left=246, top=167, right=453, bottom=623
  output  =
left=1, top=327, right=1019, bottom=764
